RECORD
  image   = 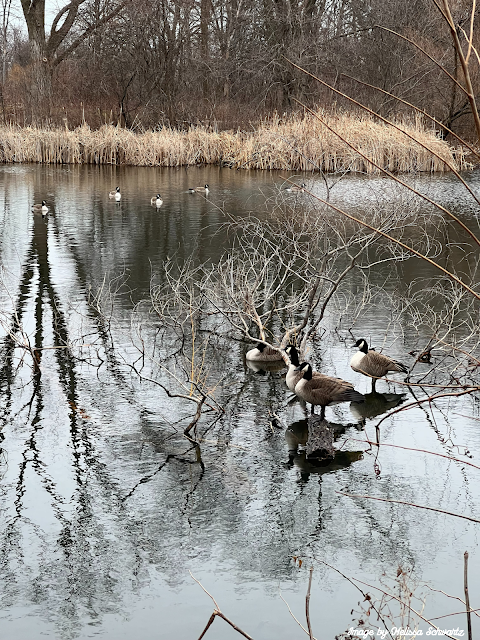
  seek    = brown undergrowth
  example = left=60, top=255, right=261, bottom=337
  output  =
left=0, top=111, right=465, bottom=172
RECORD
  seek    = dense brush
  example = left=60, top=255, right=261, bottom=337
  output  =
left=0, top=113, right=462, bottom=172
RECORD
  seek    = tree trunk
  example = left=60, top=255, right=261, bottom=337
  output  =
left=201, top=0, right=210, bottom=99
left=21, top=0, right=52, bottom=117
left=30, top=40, right=52, bottom=113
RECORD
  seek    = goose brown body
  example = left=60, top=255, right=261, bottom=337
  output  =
left=285, top=183, right=306, bottom=193
left=246, top=342, right=282, bottom=362
left=189, top=184, right=209, bottom=193
left=294, top=362, right=365, bottom=418
left=350, top=339, right=408, bottom=391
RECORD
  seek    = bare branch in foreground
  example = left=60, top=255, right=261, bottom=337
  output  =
left=190, top=572, right=254, bottom=640
left=278, top=589, right=318, bottom=640
left=306, top=567, right=314, bottom=640
left=285, top=170, right=480, bottom=300
left=337, top=491, right=480, bottom=523
left=464, top=552, right=473, bottom=640
left=285, top=60, right=480, bottom=218
left=349, top=438, right=480, bottom=471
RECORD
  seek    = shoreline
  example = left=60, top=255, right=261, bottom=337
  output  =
left=0, top=112, right=464, bottom=173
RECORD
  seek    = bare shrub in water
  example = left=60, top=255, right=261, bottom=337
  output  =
left=148, top=193, right=441, bottom=362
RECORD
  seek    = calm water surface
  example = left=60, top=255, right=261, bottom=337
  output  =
left=0, top=164, right=479, bottom=640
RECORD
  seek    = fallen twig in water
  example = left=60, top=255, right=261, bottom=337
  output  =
left=190, top=571, right=254, bottom=640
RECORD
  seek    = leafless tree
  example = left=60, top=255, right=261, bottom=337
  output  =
left=18, top=0, right=129, bottom=117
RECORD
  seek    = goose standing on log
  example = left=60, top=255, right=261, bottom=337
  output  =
left=350, top=339, right=408, bottom=391
left=294, top=362, right=365, bottom=419
left=246, top=342, right=282, bottom=362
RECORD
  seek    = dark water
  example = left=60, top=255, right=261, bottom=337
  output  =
left=0, top=164, right=479, bottom=640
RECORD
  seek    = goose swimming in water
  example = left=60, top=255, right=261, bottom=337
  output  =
left=109, top=187, right=121, bottom=201
left=189, top=184, right=209, bottom=194
left=285, top=183, right=306, bottom=193
left=32, top=200, right=49, bottom=215
left=151, top=194, right=163, bottom=206
left=350, top=339, right=408, bottom=391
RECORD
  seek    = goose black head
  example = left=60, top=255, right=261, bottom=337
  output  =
left=294, top=362, right=312, bottom=379
left=353, top=339, right=369, bottom=353
left=256, top=342, right=266, bottom=352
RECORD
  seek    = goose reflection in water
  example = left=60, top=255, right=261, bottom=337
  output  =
left=285, top=418, right=363, bottom=482
left=350, top=391, right=406, bottom=425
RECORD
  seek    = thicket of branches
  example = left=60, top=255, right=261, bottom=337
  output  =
left=2, top=0, right=480, bottom=131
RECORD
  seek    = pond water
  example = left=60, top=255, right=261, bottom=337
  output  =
left=0, top=164, right=479, bottom=640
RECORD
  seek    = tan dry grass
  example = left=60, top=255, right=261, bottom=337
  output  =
left=0, top=111, right=465, bottom=172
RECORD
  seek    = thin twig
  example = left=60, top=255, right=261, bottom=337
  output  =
left=349, top=438, right=480, bottom=471
left=306, top=567, right=314, bottom=640
left=279, top=590, right=318, bottom=640
left=197, top=613, right=216, bottom=640
left=340, top=72, right=480, bottom=161
left=284, top=59, right=480, bottom=247
left=464, top=552, right=473, bottom=640
left=190, top=572, right=254, bottom=640
left=373, top=388, right=479, bottom=430
left=337, top=491, right=480, bottom=523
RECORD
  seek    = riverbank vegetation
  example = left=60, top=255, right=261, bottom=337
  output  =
left=1, top=0, right=480, bottom=145
left=0, top=112, right=461, bottom=171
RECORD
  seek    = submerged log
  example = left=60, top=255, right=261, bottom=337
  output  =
left=306, top=416, right=335, bottom=461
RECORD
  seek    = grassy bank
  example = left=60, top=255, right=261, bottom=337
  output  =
left=0, top=111, right=464, bottom=172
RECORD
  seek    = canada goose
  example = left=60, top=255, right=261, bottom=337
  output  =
left=285, top=345, right=346, bottom=392
left=32, top=200, right=49, bottom=215
left=246, top=342, right=283, bottom=362
left=285, top=345, right=326, bottom=392
left=285, top=345, right=304, bottom=391
left=294, top=362, right=365, bottom=419
left=285, top=183, right=306, bottom=193
left=109, top=187, right=121, bottom=201
left=350, top=339, right=408, bottom=391
left=189, top=184, right=209, bottom=193
left=151, top=194, right=163, bottom=206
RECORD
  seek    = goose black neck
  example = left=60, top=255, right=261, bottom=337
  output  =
left=302, top=364, right=313, bottom=380
left=288, top=345, right=300, bottom=366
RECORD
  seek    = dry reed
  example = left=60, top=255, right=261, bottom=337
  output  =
left=0, top=111, right=464, bottom=172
